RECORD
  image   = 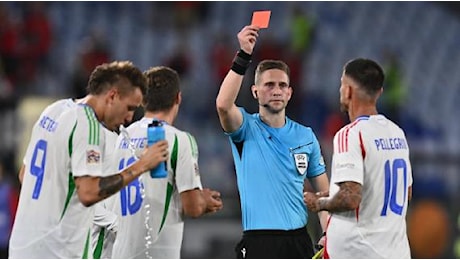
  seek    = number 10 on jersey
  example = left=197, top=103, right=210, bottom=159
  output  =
left=381, top=158, right=408, bottom=216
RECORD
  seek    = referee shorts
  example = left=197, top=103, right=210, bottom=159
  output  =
left=234, top=226, right=314, bottom=259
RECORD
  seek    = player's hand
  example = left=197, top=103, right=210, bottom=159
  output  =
left=138, top=140, right=168, bottom=171
left=237, top=25, right=259, bottom=55
left=203, top=188, right=223, bottom=213
left=304, top=191, right=321, bottom=213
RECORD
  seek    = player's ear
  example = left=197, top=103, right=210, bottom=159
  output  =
left=287, top=86, right=293, bottom=101
left=251, top=85, right=258, bottom=99
left=176, top=91, right=182, bottom=105
left=107, top=87, right=118, bottom=104
left=377, top=87, right=383, bottom=98
left=345, top=84, right=353, bottom=100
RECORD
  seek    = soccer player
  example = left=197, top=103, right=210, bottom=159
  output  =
left=216, top=25, right=329, bottom=258
left=9, top=61, right=169, bottom=258
left=111, top=66, right=223, bottom=258
left=304, top=58, right=413, bottom=258
left=17, top=98, right=80, bottom=184
left=17, top=97, right=119, bottom=259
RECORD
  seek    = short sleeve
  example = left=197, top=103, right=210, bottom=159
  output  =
left=175, top=132, right=203, bottom=193
left=306, top=130, right=327, bottom=177
left=225, top=107, right=248, bottom=143
left=332, top=127, right=364, bottom=185
left=71, top=109, right=104, bottom=177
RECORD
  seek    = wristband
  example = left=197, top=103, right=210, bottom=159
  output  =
left=231, top=49, right=252, bottom=75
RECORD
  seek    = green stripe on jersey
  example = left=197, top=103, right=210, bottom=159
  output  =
left=60, top=173, right=76, bottom=221
left=82, top=229, right=90, bottom=258
left=93, top=227, right=105, bottom=259
left=159, top=183, right=174, bottom=233
left=83, top=106, right=100, bottom=145
left=68, top=122, right=77, bottom=157
left=186, top=133, right=198, bottom=158
left=171, top=134, right=178, bottom=174
left=60, top=122, right=77, bottom=221
left=158, top=135, right=178, bottom=233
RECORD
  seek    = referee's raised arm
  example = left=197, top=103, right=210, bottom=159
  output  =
left=216, top=25, right=259, bottom=133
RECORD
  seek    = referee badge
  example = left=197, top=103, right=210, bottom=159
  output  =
left=294, top=153, right=308, bottom=175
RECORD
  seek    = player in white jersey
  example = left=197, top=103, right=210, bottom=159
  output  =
left=17, top=97, right=119, bottom=259
left=18, top=98, right=78, bottom=183
left=112, top=66, right=223, bottom=259
left=304, top=58, right=412, bottom=258
left=91, top=129, right=119, bottom=259
left=9, top=61, right=169, bottom=258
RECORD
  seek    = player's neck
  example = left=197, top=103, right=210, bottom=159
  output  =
left=349, top=104, right=378, bottom=122
left=144, top=110, right=175, bottom=125
left=80, top=95, right=103, bottom=121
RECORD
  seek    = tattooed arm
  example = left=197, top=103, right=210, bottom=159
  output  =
left=75, top=140, right=168, bottom=207
left=304, top=181, right=362, bottom=213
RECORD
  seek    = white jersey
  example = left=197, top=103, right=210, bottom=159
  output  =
left=112, top=117, right=202, bottom=259
left=10, top=104, right=115, bottom=258
left=91, top=130, right=119, bottom=259
left=21, top=99, right=77, bottom=166
left=326, top=115, right=412, bottom=258
left=91, top=197, right=118, bottom=259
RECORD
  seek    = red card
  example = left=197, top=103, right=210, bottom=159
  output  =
left=251, top=10, right=271, bottom=29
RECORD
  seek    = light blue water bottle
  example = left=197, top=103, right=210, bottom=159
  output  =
left=147, top=119, right=167, bottom=178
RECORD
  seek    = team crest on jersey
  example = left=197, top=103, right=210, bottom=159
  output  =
left=294, top=153, right=308, bottom=175
left=86, top=149, right=100, bottom=164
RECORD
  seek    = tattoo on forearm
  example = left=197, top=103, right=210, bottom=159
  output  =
left=98, top=174, right=124, bottom=198
left=327, top=182, right=362, bottom=212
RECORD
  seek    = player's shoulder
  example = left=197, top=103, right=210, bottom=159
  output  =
left=375, top=115, right=405, bottom=133
left=59, top=104, right=100, bottom=128
left=126, top=118, right=145, bottom=130
left=41, top=98, right=76, bottom=117
left=335, top=116, right=370, bottom=137
left=166, top=126, right=198, bottom=152
left=48, top=98, right=74, bottom=107
left=166, top=125, right=195, bottom=140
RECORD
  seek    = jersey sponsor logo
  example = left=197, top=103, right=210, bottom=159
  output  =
left=294, top=153, right=308, bottom=175
left=335, top=162, right=355, bottom=170
left=87, top=149, right=101, bottom=164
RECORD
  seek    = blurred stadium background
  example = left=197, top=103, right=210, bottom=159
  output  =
left=0, top=1, right=459, bottom=258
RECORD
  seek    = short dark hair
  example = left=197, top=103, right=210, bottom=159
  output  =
left=254, top=60, right=290, bottom=85
left=344, top=58, right=384, bottom=97
left=87, top=61, right=147, bottom=96
left=143, top=66, right=180, bottom=112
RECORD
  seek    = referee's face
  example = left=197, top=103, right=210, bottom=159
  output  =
left=255, top=69, right=292, bottom=113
